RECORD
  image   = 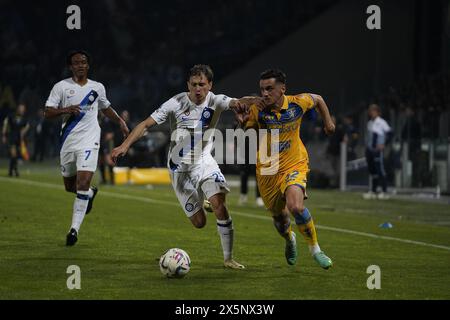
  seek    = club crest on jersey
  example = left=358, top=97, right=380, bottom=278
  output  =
left=79, top=90, right=99, bottom=109
left=288, top=109, right=296, bottom=119
left=202, top=110, right=211, bottom=119
left=69, top=90, right=75, bottom=95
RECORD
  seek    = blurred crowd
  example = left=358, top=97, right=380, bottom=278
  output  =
left=313, top=72, right=450, bottom=188
left=0, top=0, right=335, bottom=119
left=1, top=0, right=448, bottom=189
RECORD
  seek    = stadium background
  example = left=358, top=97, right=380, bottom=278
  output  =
left=1, top=0, right=449, bottom=191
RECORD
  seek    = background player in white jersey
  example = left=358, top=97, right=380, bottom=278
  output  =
left=111, top=65, right=262, bottom=269
left=363, top=104, right=392, bottom=200
left=44, top=50, right=130, bottom=246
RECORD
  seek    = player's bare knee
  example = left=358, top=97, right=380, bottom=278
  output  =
left=273, top=213, right=289, bottom=224
left=190, top=210, right=206, bottom=228
left=287, top=203, right=305, bottom=215
left=192, top=218, right=206, bottom=229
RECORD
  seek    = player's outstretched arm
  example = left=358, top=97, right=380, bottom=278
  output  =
left=44, top=105, right=81, bottom=119
left=230, top=96, right=265, bottom=110
left=311, top=94, right=335, bottom=136
left=229, top=96, right=264, bottom=125
left=101, top=107, right=130, bottom=138
left=111, top=116, right=157, bottom=164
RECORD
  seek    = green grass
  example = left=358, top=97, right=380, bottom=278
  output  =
left=0, top=161, right=449, bottom=299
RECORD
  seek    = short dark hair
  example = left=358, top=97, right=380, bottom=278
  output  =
left=66, top=50, right=91, bottom=66
left=260, top=69, right=286, bottom=84
left=188, top=64, right=213, bottom=82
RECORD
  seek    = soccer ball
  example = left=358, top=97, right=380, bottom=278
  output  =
left=159, top=248, right=191, bottom=278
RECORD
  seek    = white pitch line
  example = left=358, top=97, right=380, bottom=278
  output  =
left=1, top=176, right=450, bottom=252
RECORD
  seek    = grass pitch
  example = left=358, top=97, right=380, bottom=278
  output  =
left=0, top=160, right=449, bottom=299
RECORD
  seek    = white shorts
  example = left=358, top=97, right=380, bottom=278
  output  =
left=169, top=160, right=230, bottom=217
left=60, top=148, right=99, bottom=177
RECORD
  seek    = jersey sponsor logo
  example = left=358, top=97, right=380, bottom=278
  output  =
left=279, top=140, right=291, bottom=152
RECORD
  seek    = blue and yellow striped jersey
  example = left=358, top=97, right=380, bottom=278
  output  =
left=246, top=94, right=315, bottom=175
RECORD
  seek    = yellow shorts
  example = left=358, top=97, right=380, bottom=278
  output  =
left=257, top=162, right=309, bottom=215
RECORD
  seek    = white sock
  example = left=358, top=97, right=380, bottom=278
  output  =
left=70, top=190, right=90, bottom=232
left=87, top=188, right=94, bottom=198
left=217, top=218, right=234, bottom=261
left=309, top=244, right=321, bottom=256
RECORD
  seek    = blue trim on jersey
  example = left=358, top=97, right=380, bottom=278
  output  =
left=60, top=112, right=86, bottom=148
left=60, top=90, right=99, bottom=149
left=258, top=104, right=303, bottom=125
left=79, top=90, right=99, bottom=109
left=200, top=107, right=215, bottom=129
left=169, top=158, right=179, bottom=171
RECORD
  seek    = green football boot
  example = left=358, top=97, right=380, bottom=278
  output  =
left=285, top=231, right=298, bottom=265
left=313, top=251, right=333, bottom=269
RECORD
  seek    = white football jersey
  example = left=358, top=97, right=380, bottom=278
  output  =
left=45, top=78, right=111, bottom=152
left=367, top=116, right=391, bottom=150
left=150, top=91, right=233, bottom=169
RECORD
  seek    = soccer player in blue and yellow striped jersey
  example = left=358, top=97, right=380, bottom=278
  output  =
left=241, top=69, right=335, bottom=269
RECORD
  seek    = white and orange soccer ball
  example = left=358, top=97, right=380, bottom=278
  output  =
left=159, top=248, right=191, bottom=278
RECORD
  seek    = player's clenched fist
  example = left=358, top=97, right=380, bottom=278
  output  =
left=111, top=145, right=128, bottom=165
left=324, top=121, right=335, bottom=136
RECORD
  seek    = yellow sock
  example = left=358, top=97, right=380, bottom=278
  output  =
left=297, top=220, right=318, bottom=246
left=286, top=225, right=293, bottom=241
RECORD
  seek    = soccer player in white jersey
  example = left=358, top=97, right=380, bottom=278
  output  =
left=44, top=50, right=130, bottom=246
left=111, top=65, right=262, bottom=269
left=363, top=104, right=392, bottom=200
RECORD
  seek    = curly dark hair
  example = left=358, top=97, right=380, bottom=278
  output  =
left=66, top=50, right=91, bottom=66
